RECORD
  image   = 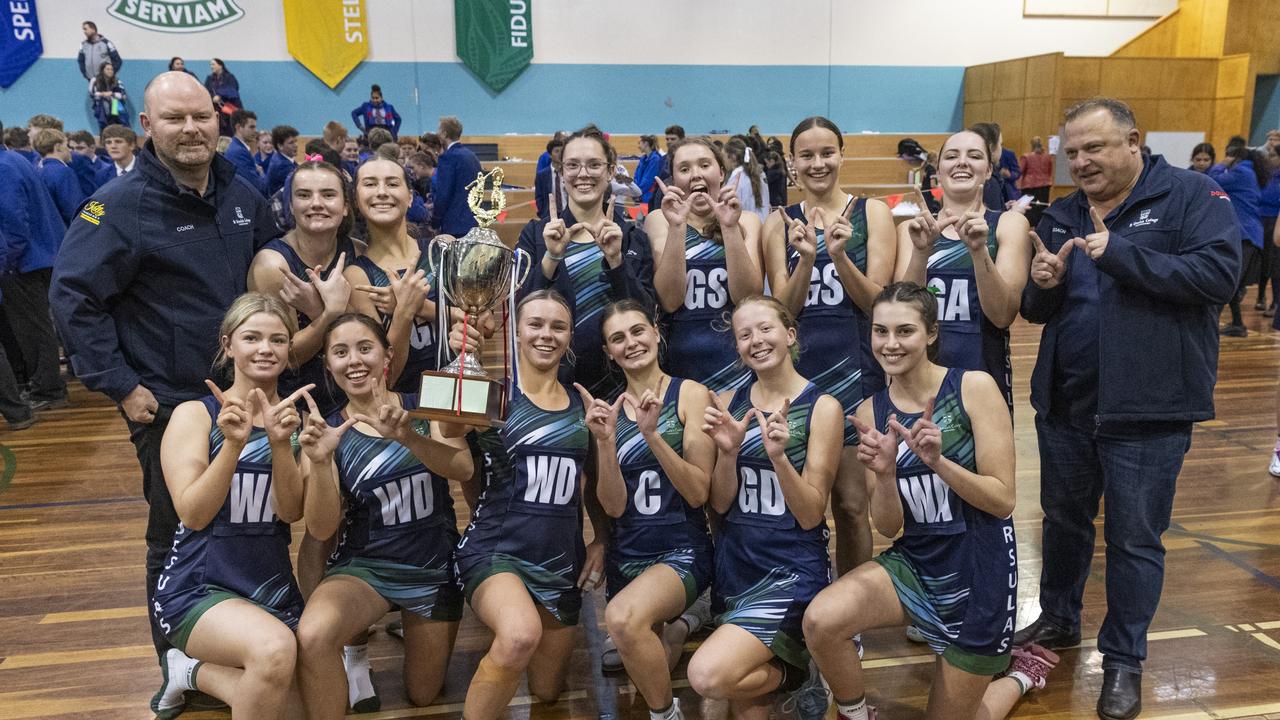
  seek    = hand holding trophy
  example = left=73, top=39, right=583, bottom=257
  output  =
left=415, top=168, right=532, bottom=426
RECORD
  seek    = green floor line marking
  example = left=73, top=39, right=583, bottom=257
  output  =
left=0, top=444, right=15, bottom=497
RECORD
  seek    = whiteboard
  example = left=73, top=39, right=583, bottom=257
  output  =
left=1145, top=131, right=1206, bottom=170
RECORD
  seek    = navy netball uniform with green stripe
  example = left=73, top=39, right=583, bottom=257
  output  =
left=151, top=396, right=304, bottom=651
left=353, top=243, right=438, bottom=394
left=662, top=227, right=751, bottom=393
left=924, top=209, right=1013, bottom=411
left=785, top=200, right=876, bottom=443
left=561, top=240, right=623, bottom=395
left=260, top=237, right=356, bottom=415
left=714, top=381, right=831, bottom=671
left=323, top=394, right=463, bottom=621
left=605, top=378, right=713, bottom=607
left=454, top=386, right=590, bottom=624
left=871, top=368, right=1017, bottom=675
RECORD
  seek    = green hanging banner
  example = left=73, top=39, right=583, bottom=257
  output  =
left=455, top=0, right=532, bottom=93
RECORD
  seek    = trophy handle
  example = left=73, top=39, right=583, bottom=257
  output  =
left=512, top=247, right=533, bottom=289
left=427, top=237, right=454, bottom=307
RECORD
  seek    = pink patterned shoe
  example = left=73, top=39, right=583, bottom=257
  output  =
left=1007, top=643, right=1060, bottom=691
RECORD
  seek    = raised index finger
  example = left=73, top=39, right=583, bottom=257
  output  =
left=204, top=379, right=226, bottom=404
left=1089, top=206, right=1108, bottom=235
left=301, top=388, right=321, bottom=418
left=572, top=382, right=595, bottom=407
left=605, top=195, right=616, bottom=222
left=277, top=383, right=316, bottom=411
left=1029, top=229, right=1048, bottom=255
left=776, top=207, right=795, bottom=228
left=548, top=195, right=558, bottom=221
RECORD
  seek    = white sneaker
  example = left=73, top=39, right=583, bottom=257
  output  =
left=679, top=589, right=713, bottom=635
left=150, top=648, right=199, bottom=720
left=904, top=624, right=928, bottom=643
left=1269, top=447, right=1280, bottom=477
left=342, top=644, right=380, bottom=713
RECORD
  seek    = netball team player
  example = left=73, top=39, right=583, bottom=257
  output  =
left=576, top=299, right=716, bottom=720
left=518, top=125, right=655, bottom=398
left=646, top=137, right=764, bottom=393
left=763, top=116, right=897, bottom=578
left=148, top=294, right=312, bottom=720
left=896, top=130, right=1031, bottom=413
left=803, top=282, right=1056, bottom=720
left=295, top=314, right=474, bottom=719
left=446, top=290, right=609, bottom=718
left=248, top=159, right=358, bottom=417
left=344, top=157, right=439, bottom=393
left=687, top=295, right=843, bottom=719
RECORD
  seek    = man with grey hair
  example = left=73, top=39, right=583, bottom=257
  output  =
left=50, top=71, right=275, bottom=714
left=1015, top=98, right=1239, bottom=720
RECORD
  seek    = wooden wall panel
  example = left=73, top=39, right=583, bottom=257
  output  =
left=963, top=101, right=994, bottom=128
left=1022, top=98, right=1058, bottom=145
left=1059, top=58, right=1102, bottom=99
left=1212, top=97, right=1245, bottom=148
left=1025, top=54, right=1059, bottom=98
left=994, top=59, right=1028, bottom=101
left=1223, top=0, right=1280, bottom=74
left=1112, top=10, right=1180, bottom=57
left=968, top=64, right=996, bottom=104
left=1156, top=98, right=1214, bottom=132
left=1216, top=54, right=1250, bottom=98
left=992, top=99, right=1027, bottom=152
left=1157, top=58, right=1218, bottom=98
left=1100, top=58, right=1168, bottom=98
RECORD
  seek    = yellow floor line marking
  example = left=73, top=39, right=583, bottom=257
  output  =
left=0, top=518, right=38, bottom=525
left=0, top=541, right=135, bottom=558
left=38, top=606, right=147, bottom=624
left=1237, top=623, right=1256, bottom=631
left=1254, top=620, right=1280, bottom=630
left=1251, top=632, right=1280, bottom=653
left=0, top=644, right=154, bottom=670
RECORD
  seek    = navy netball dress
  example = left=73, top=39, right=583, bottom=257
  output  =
left=871, top=368, right=1017, bottom=675
left=662, top=227, right=752, bottom=393
left=454, top=386, right=591, bottom=625
left=151, top=396, right=304, bottom=651
left=604, top=377, right=713, bottom=607
left=323, top=394, right=462, bottom=621
left=713, top=381, right=832, bottom=672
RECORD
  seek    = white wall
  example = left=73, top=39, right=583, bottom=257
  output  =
left=38, top=0, right=1156, bottom=66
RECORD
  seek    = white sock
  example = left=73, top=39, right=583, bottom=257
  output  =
left=836, top=696, right=869, bottom=720
left=342, top=644, right=377, bottom=709
left=155, top=649, right=200, bottom=710
left=650, top=697, right=682, bottom=720
left=1007, top=670, right=1033, bottom=695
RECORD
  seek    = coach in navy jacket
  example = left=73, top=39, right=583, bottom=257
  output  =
left=429, top=118, right=482, bottom=236
left=1014, top=99, right=1239, bottom=720
left=49, top=72, right=276, bottom=667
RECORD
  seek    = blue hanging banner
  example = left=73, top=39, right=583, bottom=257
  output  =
left=0, top=0, right=42, bottom=88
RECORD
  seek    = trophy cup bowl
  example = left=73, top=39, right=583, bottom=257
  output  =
left=413, top=170, right=531, bottom=427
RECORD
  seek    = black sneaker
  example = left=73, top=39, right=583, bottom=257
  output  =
left=7, top=416, right=35, bottom=431
left=1220, top=325, right=1248, bottom=337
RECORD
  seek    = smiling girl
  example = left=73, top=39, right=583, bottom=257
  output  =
left=687, top=295, right=842, bottom=719
left=149, top=293, right=311, bottom=720
left=803, top=282, right=1055, bottom=720
left=895, top=130, right=1031, bottom=412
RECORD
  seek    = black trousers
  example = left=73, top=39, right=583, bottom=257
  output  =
left=0, top=268, right=66, bottom=402
left=0, top=342, right=30, bottom=424
left=124, top=404, right=179, bottom=655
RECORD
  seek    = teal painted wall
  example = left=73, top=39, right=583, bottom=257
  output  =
left=1, top=59, right=964, bottom=139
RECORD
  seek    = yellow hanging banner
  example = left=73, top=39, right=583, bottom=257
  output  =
left=283, top=0, right=368, bottom=89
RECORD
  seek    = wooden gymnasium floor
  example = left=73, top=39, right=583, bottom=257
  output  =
left=1, top=308, right=1279, bottom=720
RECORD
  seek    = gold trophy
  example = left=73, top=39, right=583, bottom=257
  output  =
left=414, top=168, right=531, bottom=426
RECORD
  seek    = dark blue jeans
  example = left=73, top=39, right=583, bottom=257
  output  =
left=1033, top=414, right=1192, bottom=672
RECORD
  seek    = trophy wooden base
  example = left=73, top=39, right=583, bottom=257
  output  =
left=408, top=370, right=506, bottom=427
